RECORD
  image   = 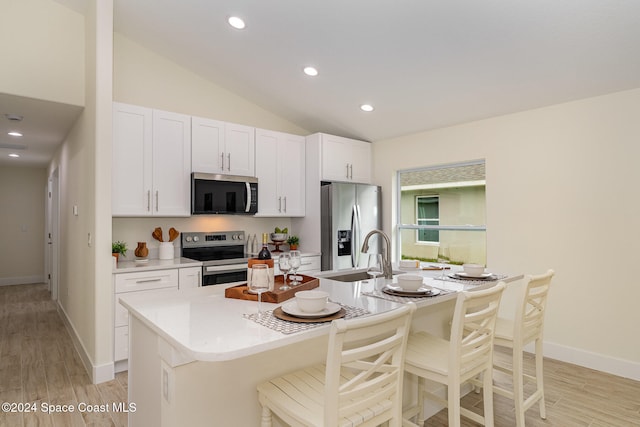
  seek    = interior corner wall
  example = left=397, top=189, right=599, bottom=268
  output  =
left=373, top=88, right=640, bottom=379
left=0, top=166, right=47, bottom=285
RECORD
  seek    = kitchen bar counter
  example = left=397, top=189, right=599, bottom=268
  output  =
left=121, top=267, right=522, bottom=427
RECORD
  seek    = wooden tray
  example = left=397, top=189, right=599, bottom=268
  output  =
left=225, top=274, right=320, bottom=303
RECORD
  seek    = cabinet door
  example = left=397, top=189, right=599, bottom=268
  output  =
left=278, top=133, right=305, bottom=216
left=179, top=267, right=201, bottom=289
left=152, top=109, right=191, bottom=216
left=255, top=129, right=280, bottom=215
left=192, top=116, right=225, bottom=173
left=346, top=138, right=372, bottom=183
left=225, top=123, right=255, bottom=177
left=112, top=103, right=153, bottom=216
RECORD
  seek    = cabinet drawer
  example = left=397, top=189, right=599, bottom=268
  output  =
left=114, top=326, right=129, bottom=361
left=299, top=255, right=321, bottom=273
left=115, top=269, right=179, bottom=293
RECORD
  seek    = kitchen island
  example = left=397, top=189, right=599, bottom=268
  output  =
left=120, top=268, right=522, bottom=427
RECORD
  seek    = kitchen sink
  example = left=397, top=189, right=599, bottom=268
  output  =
left=322, top=270, right=406, bottom=283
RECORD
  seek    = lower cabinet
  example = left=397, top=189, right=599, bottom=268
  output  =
left=114, top=266, right=202, bottom=369
left=273, top=254, right=321, bottom=275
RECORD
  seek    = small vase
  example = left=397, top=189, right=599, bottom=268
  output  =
left=134, top=242, right=149, bottom=258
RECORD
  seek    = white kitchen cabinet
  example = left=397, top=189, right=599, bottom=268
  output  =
left=112, top=103, right=191, bottom=216
left=179, top=266, right=201, bottom=289
left=255, top=129, right=305, bottom=216
left=113, top=269, right=179, bottom=367
left=317, top=133, right=372, bottom=183
left=192, top=116, right=255, bottom=177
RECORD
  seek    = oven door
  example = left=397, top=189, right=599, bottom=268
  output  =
left=202, top=263, right=248, bottom=286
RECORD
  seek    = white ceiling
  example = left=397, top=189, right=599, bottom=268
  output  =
left=4, top=0, right=640, bottom=167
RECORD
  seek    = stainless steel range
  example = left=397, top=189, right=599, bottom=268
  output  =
left=181, top=231, right=248, bottom=286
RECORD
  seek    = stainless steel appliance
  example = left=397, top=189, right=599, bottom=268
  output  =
left=320, top=182, right=382, bottom=271
left=191, top=173, right=258, bottom=215
left=181, top=231, right=248, bottom=286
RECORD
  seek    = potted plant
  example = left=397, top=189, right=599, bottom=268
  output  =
left=112, top=241, right=128, bottom=262
left=287, top=235, right=299, bottom=250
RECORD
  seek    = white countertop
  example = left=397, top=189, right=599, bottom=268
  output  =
left=119, top=266, right=522, bottom=364
left=113, top=257, right=202, bottom=274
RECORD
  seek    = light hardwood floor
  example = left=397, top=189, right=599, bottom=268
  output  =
left=0, top=283, right=127, bottom=427
left=1, top=283, right=639, bottom=427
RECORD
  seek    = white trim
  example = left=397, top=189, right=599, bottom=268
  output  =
left=0, top=276, right=45, bottom=286
left=57, top=302, right=115, bottom=384
left=527, top=341, right=640, bottom=381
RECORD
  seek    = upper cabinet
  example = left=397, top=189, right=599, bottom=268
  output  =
left=255, top=129, right=305, bottom=217
left=314, top=133, right=372, bottom=183
left=112, top=103, right=191, bottom=217
left=192, top=117, right=255, bottom=177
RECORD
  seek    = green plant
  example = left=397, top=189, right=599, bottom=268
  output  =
left=112, top=241, right=128, bottom=257
left=286, top=235, right=299, bottom=245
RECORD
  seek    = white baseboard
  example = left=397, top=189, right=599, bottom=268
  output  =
left=57, top=302, right=115, bottom=384
left=0, top=275, right=45, bottom=286
left=538, top=341, right=640, bottom=381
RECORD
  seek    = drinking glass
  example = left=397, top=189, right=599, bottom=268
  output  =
left=249, top=264, right=270, bottom=317
left=278, top=253, right=292, bottom=290
left=289, top=250, right=302, bottom=286
left=367, top=254, right=384, bottom=283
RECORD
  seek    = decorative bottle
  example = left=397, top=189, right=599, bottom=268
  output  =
left=258, top=233, right=272, bottom=260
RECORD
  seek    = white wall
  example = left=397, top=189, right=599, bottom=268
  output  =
left=0, top=166, right=47, bottom=285
left=0, top=0, right=84, bottom=105
left=374, top=88, right=640, bottom=379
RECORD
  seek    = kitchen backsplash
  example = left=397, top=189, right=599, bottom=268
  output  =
left=112, top=217, right=295, bottom=259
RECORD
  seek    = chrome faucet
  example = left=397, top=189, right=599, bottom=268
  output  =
left=361, top=229, right=393, bottom=279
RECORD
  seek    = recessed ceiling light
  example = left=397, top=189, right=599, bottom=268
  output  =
left=9, top=153, right=20, bottom=158
left=360, top=104, right=374, bottom=112
left=8, top=131, right=23, bottom=137
left=303, top=66, right=318, bottom=77
left=228, top=16, right=246, bottom=30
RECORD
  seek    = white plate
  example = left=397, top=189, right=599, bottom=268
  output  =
left=385, top=284, right=433, bottom=294
left=281, top=301, right=342, bottom=319
left=453, top=272, right=494, bottom=279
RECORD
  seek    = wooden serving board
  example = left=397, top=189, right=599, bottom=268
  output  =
left=225, top=274, right=320, bottom=303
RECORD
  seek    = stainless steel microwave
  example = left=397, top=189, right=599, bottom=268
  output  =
left=191, top=173, right=258, bottom=215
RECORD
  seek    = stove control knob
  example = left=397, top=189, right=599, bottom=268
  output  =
left=185, top=236, right=192, bottom=242
left=233, top=234, right=241, bottom=240
left=193, top=236, right=200, bottom=242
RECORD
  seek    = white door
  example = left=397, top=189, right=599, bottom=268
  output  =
left=192, top=116, right=225, bottom=173
left=225, top=123, right=255, bottom=177
left=278, top=133, right=305, bottom=216
left=47, top=169, right=60, bottom=301
left=255, top=129, right=280, bottom=215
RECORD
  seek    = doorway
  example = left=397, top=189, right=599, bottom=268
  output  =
left=47, top=168, right=60, bottom=301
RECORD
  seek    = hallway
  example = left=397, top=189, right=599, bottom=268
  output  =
left=0, top=283, right=127, bottom=427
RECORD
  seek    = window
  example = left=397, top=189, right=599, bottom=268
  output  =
left=416, top=196, right=439, bottom=243
left=397, top=160, right=486, bottom=265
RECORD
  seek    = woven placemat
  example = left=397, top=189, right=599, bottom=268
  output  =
left=243, top=303, right=369, bottom=335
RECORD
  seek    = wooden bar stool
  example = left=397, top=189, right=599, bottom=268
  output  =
left=257, top=303, right=416, bottom=427
left=403, top=283, right=506, bottom=427
left=493, top=269, right=555, bottom=427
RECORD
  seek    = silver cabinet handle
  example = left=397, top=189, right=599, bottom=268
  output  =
left=278, top=196, right=282, bottom=212
left=147, top=190, right=151, bottom=211
left=155, top=191, right=159, bottom=211
left=221, top=152, right=225, bottom=170
left=135, top=278, right=162, bottom=283
left=227, top=153, right=231, bottom=171
left=283, top=196, right=287, bottom=212
left=346, top=163, right=350, bottom=179
left=349, top=164, right=353, bottom=179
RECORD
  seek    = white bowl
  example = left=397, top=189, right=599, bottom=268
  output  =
left=462, top=263, right=485, bottom=277
left=295, top=290, right=329, bottom=313
left=396, top=274, right=424, bottom=291
left=270, top=233, right=287, bottom=242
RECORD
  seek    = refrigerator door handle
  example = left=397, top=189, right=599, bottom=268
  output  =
left=354, top=204, right=362, bottom=267
left=350, top=205, right=357, bottom=267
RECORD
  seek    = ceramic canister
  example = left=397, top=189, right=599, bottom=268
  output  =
left=158, top=242, right=174, bottom=260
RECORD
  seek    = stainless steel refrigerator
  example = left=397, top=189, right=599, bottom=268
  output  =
left=321, top=182, right=382, bottom=271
